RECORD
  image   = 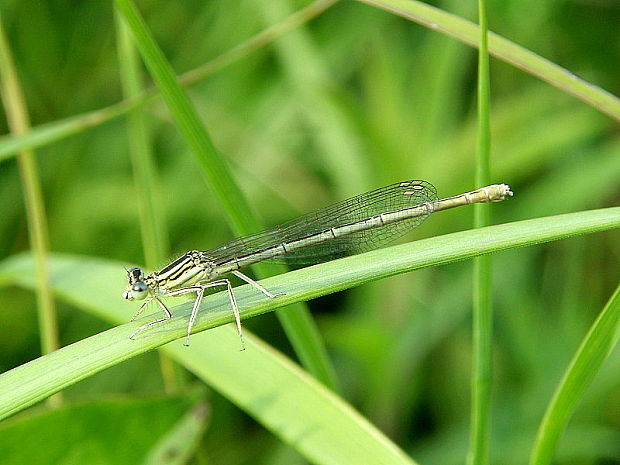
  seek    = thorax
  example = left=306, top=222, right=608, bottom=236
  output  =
left=148, top=251, right=216, bottom=292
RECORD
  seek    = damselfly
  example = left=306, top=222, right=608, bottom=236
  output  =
left=123, top=180, right=513, bottom=346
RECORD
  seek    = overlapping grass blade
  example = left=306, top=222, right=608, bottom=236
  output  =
left=0, top=0, right=617, bottom=164
left=530, top=284, right=620, bottom=465
left=114, top=0, right=337, bottom=389
left=357, top=0, right=620, bottom=121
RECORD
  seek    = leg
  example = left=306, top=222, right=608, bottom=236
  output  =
left=130, top=299, right=151, bottom=321
left=185, top=287, right=204, bottom=347
left=167, top=279, right=245, bottom=349
left=232, top=270, right=285, bottom=298
left=128, top=297, right=172, bottom=339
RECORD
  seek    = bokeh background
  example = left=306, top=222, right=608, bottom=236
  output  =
left=1, top=0, right=619, bottom=464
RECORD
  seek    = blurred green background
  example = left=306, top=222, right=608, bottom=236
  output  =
left=0, top=0, right=619, bottom=464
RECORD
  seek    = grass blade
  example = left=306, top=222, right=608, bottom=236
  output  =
left=0, top=0, right=338, bottom=163
left=0, top=208, right=618, bottom=462
left=0, top=208, right=618, bottom=414
left=115, top=12, right=170, bottom=268
left=529, top=283, right=620, bottom=465
left=1, top=0, right=617, bottom=165
left=113, top=0, right=253, bottom=232
left=357, top=0, right=620, bottom=121
left=115, top=9, right=179, bottom=392
left=113, top=0, right=338, bottom=389
left=0, top=12, right=61, bottom=407
left=469, top=0, right=492, bottom=464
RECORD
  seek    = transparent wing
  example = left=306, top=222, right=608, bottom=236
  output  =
left=207, top=180, right=438, bottom=266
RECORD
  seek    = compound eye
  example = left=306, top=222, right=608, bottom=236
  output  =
left=130, top=281, right=149, bottom=300
left=132, top=282, right=148, bottom=293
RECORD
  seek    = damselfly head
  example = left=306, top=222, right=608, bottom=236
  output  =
left=123, top=267, right=149, bottom=301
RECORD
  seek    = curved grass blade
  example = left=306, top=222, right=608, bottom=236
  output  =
left=0, top=208, right=618, bottom=417
left=357, top=0, right=620, bottom=121
left=529, top=284, right=620, bottom=465
left=114, top=0, right=338, bottom=390
left=1, top=0, right=618, bottom=164
left=0, top=12, right=61, bottom=408
left=0, top=0, right=338, bottom=163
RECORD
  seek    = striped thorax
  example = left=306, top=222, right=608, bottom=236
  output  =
left=123, top=251, right=217, bottom=299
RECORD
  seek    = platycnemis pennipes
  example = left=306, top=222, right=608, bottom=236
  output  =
left=123, top=180, right=513, bottom=346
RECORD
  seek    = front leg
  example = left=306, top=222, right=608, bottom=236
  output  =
left=129, top=297, right=172, bottom=339
left=130, top=295, right=169, bottom=321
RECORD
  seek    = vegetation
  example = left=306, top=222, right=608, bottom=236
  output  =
left=0, top=1, right=618, bottom=464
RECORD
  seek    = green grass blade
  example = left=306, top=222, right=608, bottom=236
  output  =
left=529, top=283, right=620, bottom=465
left=115, top=10, right=179, bottom=392
left=0, top=12, right=61, bottom=400
left=0, top=0, right=337, bottom=163
left=0, top=208, right=618, bottom=415
left=469, top=0, right=492, bottom=463
left=115, top=12, right=169, bottom=268
left=0, top=208, right=618, bottom=462
left=0, top=98, right=140, bottom=163
left=357, top=0, right=620, bottom=121
left=0, top=270, right=417, bottom=465
left=1, top=0, right=618, bottom=165
left=113, top=0, right=338, bottom=390
left=114, top=0, right=253, bottom=233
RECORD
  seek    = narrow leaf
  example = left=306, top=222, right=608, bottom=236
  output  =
left=529, top=284, right=620, bottom=465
